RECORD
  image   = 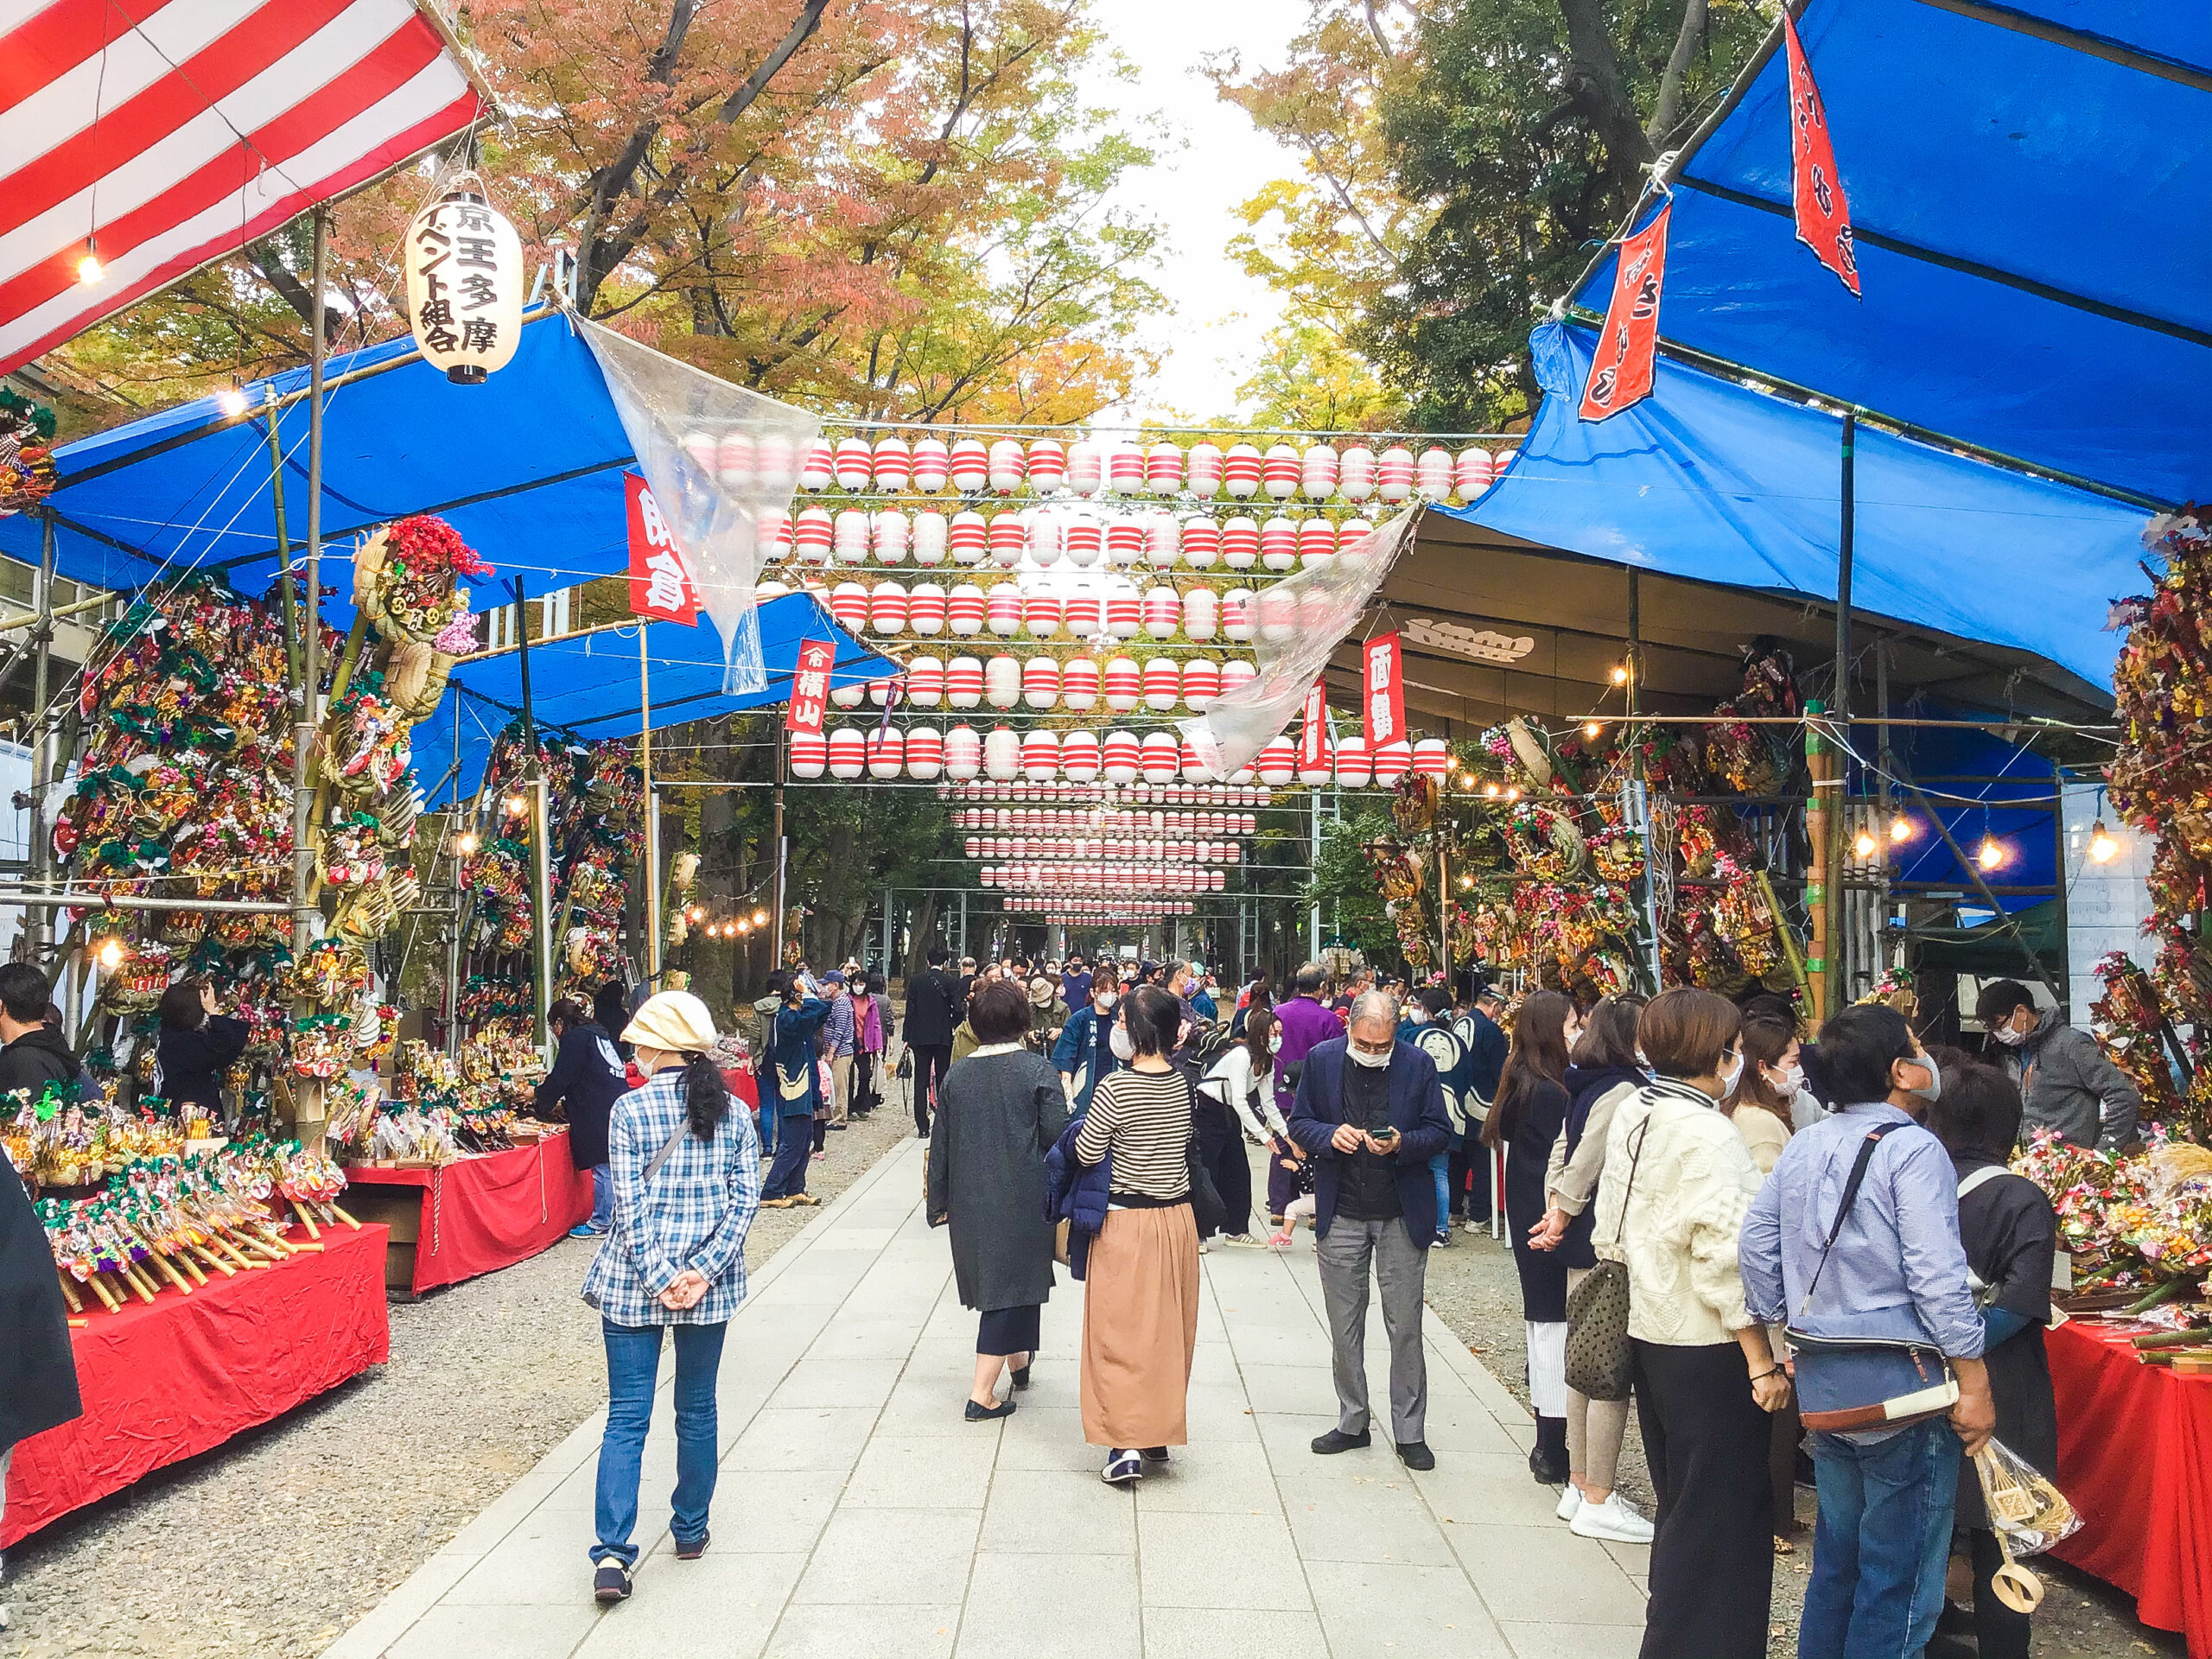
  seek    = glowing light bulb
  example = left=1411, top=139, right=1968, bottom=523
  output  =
left=454, top=830, right=479, bottom=855
left=1853, top=830, right=1877, bottom=858
left=217, top=385, right=249, bottom=417
left=1459, top=874, right=1473, bottom=890
left=2089, top=820, right=2118, bottom=864
left=1611, top=664, right=1629, bottom=685
left=78, top=249, right=103, bottom=285
left=97, top=938, right=124, bottom=969
left=1505, top=786, right=1521, bottom=802
left=1483, top=782, right=1500, bottom=798
left=1977, top=835, right=2005, bottom=871
left=688, top=906, right=706, bottom=922
left=1890, top=814, right=1913, bottom=842
left=505, top=793, right=527, bottom=817
left=753, top=908, right=769, bottom=926
left=1583, top=721, right=1602, bottom=740
left=1459, top=774, right=1476, bottom=790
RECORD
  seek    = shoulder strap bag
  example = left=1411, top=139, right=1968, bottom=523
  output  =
left=1563, top=1114, right=1650, bottom=1402
left=1787, top=1122, right=1961, bottom=1433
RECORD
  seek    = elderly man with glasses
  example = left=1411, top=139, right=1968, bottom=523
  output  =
left=1287, top=988, right=1456, bottom=1471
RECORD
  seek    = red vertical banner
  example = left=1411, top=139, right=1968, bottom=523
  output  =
left=1785, top=12, right=1860, bottom=296
left=1579, top=204, right=1670, bottom=422
left=1362, top=632, right=1404, bottom=749
left=1298, top=681, right=1328, bottom=772
left=785, top=639, right=835, bottom=734
left=626, top=473, right=699, bottom=625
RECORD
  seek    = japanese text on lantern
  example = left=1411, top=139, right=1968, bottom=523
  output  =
left=626, top=474, right=699, bottom=625
left=410, top=200, right=502, bottom=359
left=1363, top=632, right=1403, bottom=748
left=786, top=640, right=836, bottom=734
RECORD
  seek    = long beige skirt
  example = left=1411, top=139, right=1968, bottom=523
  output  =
left=1080, top=1203, right=1200, bottom=1448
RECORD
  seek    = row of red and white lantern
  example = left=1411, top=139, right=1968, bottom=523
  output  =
left=804, top=582, right=1346, bottom=648
left=766, top=507, right=1378, bottom=572
left=1028, top=902, right=1200, bottom=918
left=753, top=435, right=1513, bottom=503
left=962, top=838, right=1243, bottom=863
left=982, top=867, right=1231, bottom=893
left=788, top=727, right=1449, bottom=786
left=942, top=783, right=1274, bottom=808
left=893, top=655, right=1251, bottom=713
left=954, top=809, right=1259, bottom=835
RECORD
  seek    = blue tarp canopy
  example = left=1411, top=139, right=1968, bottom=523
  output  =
left=1573, top=0, right=2209, bottom=508
left=416, top=596, right=897, bottom=805
left=0, top=307, right=645, bottom=608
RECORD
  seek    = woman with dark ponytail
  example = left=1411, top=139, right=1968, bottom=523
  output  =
left=580, top=991, right=760, bottom=1605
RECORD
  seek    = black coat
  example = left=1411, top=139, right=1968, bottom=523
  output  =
left=1952, top=1149, right=2060, bottom=1527
left=1557, top=1063, right=1646, bottom=1271
left=0, top=1025, right=81, bottom=1103
left=534, top=1020, right=627, bottom=1170
left=927, top=1048, right=1069, bottom=1311
left=154, top=1016, right=249, bottom=1112
left=1, top=1147, right=82, bottom=1446
left=1286, top=1038, right=1454, bottom=1250
left=1501, top=1076, right=1572, bottom=1321
left=903, top=968, right=959, bottom=1047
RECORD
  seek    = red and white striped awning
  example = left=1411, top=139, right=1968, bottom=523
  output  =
left=0, top=0, right=489, bottom=375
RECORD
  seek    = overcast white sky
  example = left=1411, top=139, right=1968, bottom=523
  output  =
left=1077, top=0, right=1307, bottom=429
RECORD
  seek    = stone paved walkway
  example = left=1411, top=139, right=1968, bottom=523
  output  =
left=322, top=1137, right=1650, bottom=1659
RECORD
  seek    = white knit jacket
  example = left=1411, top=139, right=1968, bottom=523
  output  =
left=1592, top=1079, right=1762, bottom=1346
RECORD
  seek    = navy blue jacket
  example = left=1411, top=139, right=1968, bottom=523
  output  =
left=1042, top=1109, right=1112, bottom=1280
left=1287, top=1037, right=1454, bottom=1249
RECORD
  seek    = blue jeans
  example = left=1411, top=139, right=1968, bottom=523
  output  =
left=1427, top=1151, right=1449, bottom=1236
left=1800, top=1418, right=1960, bottom=1659
left=588, top=1164, right=613, bottom=1231
left=593, top=1319, right=729, bottom=1566
left=760, top=1111, right=813, bottom=1198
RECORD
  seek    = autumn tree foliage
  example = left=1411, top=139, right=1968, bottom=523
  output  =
left=54, top=0, right=1164, bottom=425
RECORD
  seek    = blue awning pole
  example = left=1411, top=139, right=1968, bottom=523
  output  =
left=514, top=574, right=549, bottom=1044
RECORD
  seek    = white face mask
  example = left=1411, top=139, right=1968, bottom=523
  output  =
left=1716, top=1049, right=1745, bottom=1096
left=1901, top=1051, right=1941, bottom=1104
left=1094, top=992, right=1118, bottom=1013
left=1771, top=1062, right=1805, bottom=1096
left=1348, top=1040, right=1392, bottom=1070
left=1268, top=1032, right=1283, bottom=1055
left=1992, top=1020, right=2027, bottom=1046
left=1109, top=1024, right=1135, bottom=1062
left=1406, top=1006, right=1428, bottom=1025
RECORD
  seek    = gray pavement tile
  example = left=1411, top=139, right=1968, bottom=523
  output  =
left=765, top=1357, right=906, bottom=1409
left=1139, top=1607, right=1330, bottom=1659
left=1446, top=1522, right=1651, bottom=1625
left=980, top=1466, right=1138, bottom=1554
left=571, top=1553, right=806, bottom=1658
left=841, top=1432, right=1001, bottom=1509
left=1414, top=1455, right=1581, bottom=1529
left=957, top=1553, right=1141, bottom=1657
left=1303, top=1559, right=1512, bottom=1657
left=1498, top=1621, right=1648, bottom=1659
left=1274, top=1470, right=1457, bottom=1566
left=1137, top=1510, right=1310, bottom=1611
left=654, top=1470, right=844, bottom=1554
left=1129, top=1441, right=1282, bottom=1515
left=1233, top=1363, right=1341, bottom=1416
left=804, top=1317, right=930, bottom=1361
left=725, top=1408, right=880, bottom=1472
left=994, top=1406, right=1103, bottom=1472
left=791, top=1508, right=981, bottom=1605
left=442, top=1512, right=605, bottom=1605
left=763, top=1603, right=959, bottom=1659
left=381, top=1602, right=601, bottom=1659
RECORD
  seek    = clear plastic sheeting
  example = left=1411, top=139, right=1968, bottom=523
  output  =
left=1178, top=505, right=1420, bottom=778
left=575, top=310, right=819, bottom=694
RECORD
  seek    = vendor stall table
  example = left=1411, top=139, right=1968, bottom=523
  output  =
left=2, top=1222, right=391, bottom=1548
left=343, top=1134, right=591, bottom=1296
left=2050, top=1318, right=2212, bottom=1659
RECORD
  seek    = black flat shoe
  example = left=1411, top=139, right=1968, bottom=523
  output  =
left=1395, top=1440, right=1435, bottom=1471
left=593, top=1560, right=632, bottom=1603
left=673, top=1531, right=709, bottom=1560
left=965, top=1396, right=1016, bottom=1421
left=1311, top=1427, right=1371, bottom=1455
left=1009, top=1362, right=1032, bottom=1391
left=1528, top=1443, right=1569, bottom=1484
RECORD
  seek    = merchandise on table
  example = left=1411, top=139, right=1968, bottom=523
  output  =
left=2015, top=1129, right=2212, bottom=1300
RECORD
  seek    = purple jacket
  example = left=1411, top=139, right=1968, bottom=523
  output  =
left=1272, top=995, right=1344, bottom=1117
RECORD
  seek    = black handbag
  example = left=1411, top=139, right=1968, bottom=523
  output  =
left=1185, top=1134, right=1230, bottom=1235
left=1563, top=1117, right=1649, bottom=1402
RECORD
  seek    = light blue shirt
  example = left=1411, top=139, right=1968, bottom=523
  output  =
left=1738, top=1101, right=1985, bottom=1359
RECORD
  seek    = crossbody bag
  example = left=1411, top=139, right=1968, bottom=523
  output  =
left=1564, top=1116, right=1649, bottom=1402
left=1788, top=1122, right=1961, bottom=1433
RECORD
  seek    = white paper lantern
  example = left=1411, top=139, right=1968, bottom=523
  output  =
left=905, top=726, right=943, bottom=779
left=834, top=435, right=874, bottom=491
left=911, top=509, right=948, bottom=566
left=872, top=435, right=911, bottom=492
left=984, top=725, right=1021, bottom=781
left=1185, top=442, right=1223, bottom=498
left=1181, top=657, right=1221, bottom=710
left=944, top=723, right=981, bottom=779
left=1416, top=445, right=1454, bottom=501
left=1103, top=655, right=1142, bottom=712
left=1027, top=507, right=1062, bottom=567
left=1219, top=588, right=1255, bottom=642
left=757, top=434, right=795, bottom=493
left=947, top=511, right=988, bottom=567
left=1141, top=731, right=1181, bottom=785
left=984, top=654, right=1022, bottom=709
left=833, top=508, right=871, bottom=564
left=1220, top=658, right=1256, bottom=698
left=911, top=437, right=950, bottom=493
left=1142, top=658, right=1180, bottom=711
left=793, top=506, right=834, bottom=563
left=1260, top=517, right=1299, bottom=573
left=906, top=582, right=946, bottom=636
left=988, top=438, right=1026, bottom=494
left=788, top=731, right=827, bottom=779
left=1022, top=656, right=1061, bottom=709
left=950, top=437, right=988, bottom=493
left=945, top=654, right=985, bottom=708
left=1024, top=592, right=1063, bottom=639
left=905, top=656, right=945, bottom=705
left=827, top=582, right=869, bottom=632
left=986, top=585, right=1024, bottom=638
left=1061, top=730, right=1102, bottom=782
left=1298, top=517, right=1338, bottom=569
left=827, top=728, right=867, bottom=780
left=405, top=187, right=523, bottom=383
left=1377, top=445, right=1416, bottom=502
left=988, top=511, right=1027, bottom=569
left=945, top=583, right=987, bottom=637
left=1455, top=446, right=1494, bottom=501
left=867, top=726, right=905, bottom=779
left=1105, top=519, right=1145, bottom=569
left=1301, top=442, right=1340, bottom=500
left=1181, top=586, right=1219, bottom=640
left=1221, top=517, right=1260, bottom=570
left=1027, top=438, right=1066, bottom=491
left=868, top=580, right=908, bottom=635
left=1338, top=445, right=1376, bottom=502
left=1372, top=739, right=1414, bottom=784
left=1179, top=515, right=1219, bottom=570
left=1255, top=738, right=1295, bottom=786
left=1066, top=440, right=1103, bottom=495
left=1146, top=442, right=1184, bottom=497
left=1062, top=515, right=1102, bottom=568
left=872, top=508, right=910, bottom=564
left=1103, top=731, right=1141, bottom=785
left=1144, top=511, right=1180, bottom=569
left=1105, top=444, right=1145, bottom=497
left=1142, top=585, right=1181, bottom=639
left=1021, top=729, right=1061, bottom=781
left=798, top=439, right=834, bottom=492
left=1262, top=443, right=1301, bottom=500
left=1413, top=736, right=1451, bottom=778
left=1061, top=657, right=1101, bottom=710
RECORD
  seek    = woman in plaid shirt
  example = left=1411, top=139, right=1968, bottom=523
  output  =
left=581, top=991, right=761, bottom=1604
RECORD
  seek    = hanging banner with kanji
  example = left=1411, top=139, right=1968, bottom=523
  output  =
left=626, top=473, right=699, bottom=625
left=1579, top=204, right=1670, bottom=422
left=1362, top=632, right=1404, bottom=749
left=1298, top=682, right=1328, bottom=772
left=785, top=639, right=836, bottom=734
left=1784, top=13, right=1860, bottom=296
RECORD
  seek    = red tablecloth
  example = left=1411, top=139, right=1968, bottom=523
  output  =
left=346, top=1135, right=591, bottom=1294
left=2050, top=1318, right=2212, bottom=1658
left=3, top=1221, right=391, bottom=1548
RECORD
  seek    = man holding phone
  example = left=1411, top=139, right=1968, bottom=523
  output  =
left=1288, top=989, right=1456, bottom=1471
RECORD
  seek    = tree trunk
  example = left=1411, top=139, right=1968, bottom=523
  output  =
left=1554, top=0, right=1656, bottom=197
left=1646, top=0, right=1711, bottom=149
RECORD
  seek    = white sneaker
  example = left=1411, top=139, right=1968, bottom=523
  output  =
left=1570, top=1492, right=1655, bottom=1543
left=1197, top=1239, right=1211, bottom=1254
left=1102, top=1449, right=1144, bottom=1485
left=1220, top=1233, right=1269, bottom=1249
left=1555, top=1484, right=1583, bottom=1522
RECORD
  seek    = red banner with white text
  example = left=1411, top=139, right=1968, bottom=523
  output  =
left=1785, top=13, right=1860, bottom=296
left=1363, top=633, right=1404, bottom=749
left=1579, top=204, right=1670, bottom=422
left=785, top=639, right=836, bottom=734
left=626, top=473, right=699, bottom=625
left=1299, top=683, right=1328, bottom=772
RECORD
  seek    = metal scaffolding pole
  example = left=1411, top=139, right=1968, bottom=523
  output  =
left=639, top=625, right=659, bottom=988
left=290, top=206, right=328, bottom=957
left=26, top=512, right=57, bottom=965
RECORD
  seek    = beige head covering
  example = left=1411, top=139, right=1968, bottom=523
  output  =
left=621, top=990, right=718, bottom=1054
left=1029, top=976, right=1053, bottom=1006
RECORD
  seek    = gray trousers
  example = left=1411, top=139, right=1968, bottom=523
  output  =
left=1316, top=1215, right=1428, bottom=1443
